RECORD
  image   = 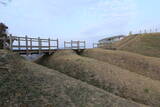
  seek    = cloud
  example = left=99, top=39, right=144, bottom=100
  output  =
left=81, top=0, right=137, bottom=38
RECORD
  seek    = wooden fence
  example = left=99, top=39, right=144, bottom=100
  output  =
left=64, top=40, right=86, bottom=49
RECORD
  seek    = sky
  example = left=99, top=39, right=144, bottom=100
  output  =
left=0, top=0, right=160, bottom=48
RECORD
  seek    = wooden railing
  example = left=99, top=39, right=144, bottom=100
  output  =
left=93, top=43, right=98, bottom=48
left=0, top=34, right=59, bottom=54
left=64, top=40, right=86, bottom=49
left=0, top=35, right=87, bottom=55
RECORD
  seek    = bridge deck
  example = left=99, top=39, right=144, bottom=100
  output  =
left=1, top=35, right=86, bottom=55
left=12, top=49, right=85, bottom=55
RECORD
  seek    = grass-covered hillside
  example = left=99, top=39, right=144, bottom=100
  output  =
left=36, top=50, right=160, bottom=107
left=113, top=33, right=160, bottom=58
left=83, top=48, right=160, bottom=81
left=0, top=50, right=143, bottom=107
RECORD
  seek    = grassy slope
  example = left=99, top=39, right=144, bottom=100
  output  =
left=0, top=50, right=143, bottom=107
left=36, top=50, right=160, bottom=107
left=113, top=33, right=160, bottom=58
left=83, top=48, right=160, bottom=81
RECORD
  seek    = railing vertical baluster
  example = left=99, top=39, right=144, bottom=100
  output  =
left=30, top=38, right=32, bottom=50
left=18, top=37, right=20, bottom=50
left=25, top=35, right=29, bottom=55
left=48, top=38, right=51, bottom=53
left=9, top=34, right=13, bottom=50
left=38, top=37, right=41, bottom=54
left=71, top=40, right=73, bottom=49
left=84, top=41, right=86, bottom=49
left=57, top=38, right=59, bottom=49
left=77, top=41, right=80, bottom=49
left=64, top=41, right=66, bottom=49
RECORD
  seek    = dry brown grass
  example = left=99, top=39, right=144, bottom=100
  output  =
left=36, top=50, right=160, bottom=107
left=83, top=48, right=160, bottom=81
left=0, top=50, right=144, bottom=107
left=113, top=33, right=160, bottom=58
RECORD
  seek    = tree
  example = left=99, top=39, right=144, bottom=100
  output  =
left=0, top=23, right=8, bottom=49
left=0, top=0, right=11, bottom=5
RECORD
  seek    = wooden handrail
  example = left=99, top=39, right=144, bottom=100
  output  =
left=64, top=40, right=86, bottom=49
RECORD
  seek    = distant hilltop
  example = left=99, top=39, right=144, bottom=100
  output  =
left=97, top=33, right=160, bottom=58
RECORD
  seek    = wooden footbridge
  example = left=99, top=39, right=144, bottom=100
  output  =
left=0, top=35, right=86, bottom=55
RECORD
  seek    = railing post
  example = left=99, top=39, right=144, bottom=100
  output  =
left=144, top=29, right=147, bottom=34
left=77, top=41, right=80, bottom=49
left=38, top=37, right=41, bottom=54
left=57, top=38, right=59, bottom=49
left=71, top=40, right=73, bottom=49
left=139, top=30, right=142, bottom=34
left=93, top=43, right=95, bottom=48
left=150, top=29, right=152, bottom=33
left=18, top=37, right=20, bottom=50
left=84, top=41, right=86, bottom=49
left=64, top=41, right=65, bottom=49
left=155, top=28, right=158, bottom=32
left=48, top=38, right=51, bottom=53
left=9, top=34, right=13, bottom=50
left=25, top=35, right=29, bottom=55
left=30, top=38, right=32, bottom=50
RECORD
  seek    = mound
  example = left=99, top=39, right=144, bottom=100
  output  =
left=0, top=50, right=143, bottom=107
left=36, top=50, right=160, bottom=107
left=83, top=48, right=160, bottom=81
left=113, top=33, right=160, bottom=58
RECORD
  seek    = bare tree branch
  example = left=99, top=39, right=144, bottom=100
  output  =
left=0, top=0, right=11, bottom=5
left=0, top=1, right=7, bottom=5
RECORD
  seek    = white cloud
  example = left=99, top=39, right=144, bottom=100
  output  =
left=81, top=0, right=137, bottom=38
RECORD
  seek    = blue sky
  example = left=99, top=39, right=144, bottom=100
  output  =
left=0, top=0, right=160, bottom=48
